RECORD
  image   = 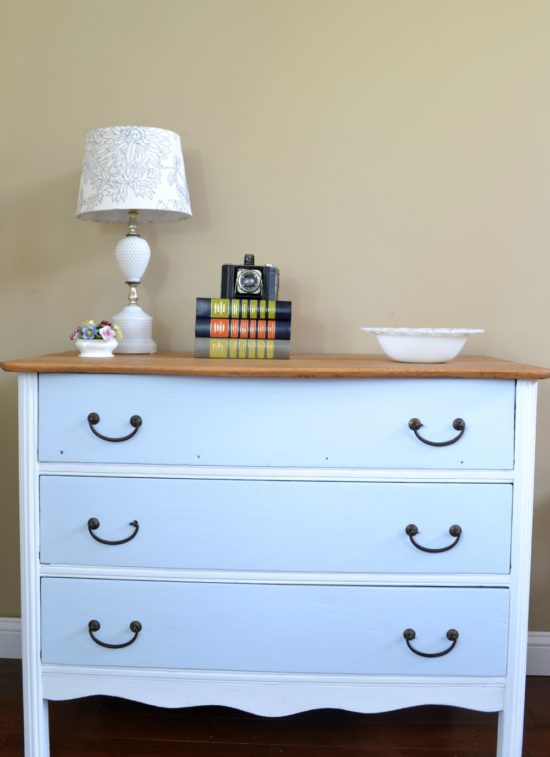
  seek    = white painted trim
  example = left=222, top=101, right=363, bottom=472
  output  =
left=37, top=461, right=515, bottom=483
left=39, top=564, right=512, bottom=587
left=40, top=664, right=506, bottom=687
left=2, top=620, right=550, bottom=674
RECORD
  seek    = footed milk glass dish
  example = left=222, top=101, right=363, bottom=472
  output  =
left=361, top=328, right=484, bottom=363
left=75, top=338, right=118, bottom=358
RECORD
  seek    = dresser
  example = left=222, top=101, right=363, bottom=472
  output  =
left=3, top=352, right=549, bottom=757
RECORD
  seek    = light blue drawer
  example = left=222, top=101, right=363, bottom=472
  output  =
left=41, top=579, right=509, bottom=675
left=40, top=477, right=512, bottom=574
left=38, top=374, right=515, bottom=469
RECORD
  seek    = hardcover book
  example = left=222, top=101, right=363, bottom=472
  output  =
left=196, top=297, right=292, bottom=321
left=195, top=318, right=291, bottom=340
left=194, top=338, right=291, bottom=359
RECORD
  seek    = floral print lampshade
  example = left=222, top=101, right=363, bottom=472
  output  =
left=76, top=125, right=192, bottom=223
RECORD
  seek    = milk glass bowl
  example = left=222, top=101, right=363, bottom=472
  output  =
left=360, top=327, right=484, bottom=363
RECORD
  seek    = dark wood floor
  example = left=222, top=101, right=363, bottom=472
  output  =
left=1, top=661, right=550, bottom=756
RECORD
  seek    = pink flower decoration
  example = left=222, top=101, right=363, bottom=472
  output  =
left=99, top=325, right=116, bottom=341
left=70, top=327, right=79, bottom=341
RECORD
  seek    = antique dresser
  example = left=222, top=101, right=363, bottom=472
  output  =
left=3, top=352, right=549, bottom=757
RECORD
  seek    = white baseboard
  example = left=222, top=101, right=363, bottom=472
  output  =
left=526, top=632, right=550, bottom=676
left=0, top=618, right=21, bottom=659
left=1, top=619, right=549, bottom=675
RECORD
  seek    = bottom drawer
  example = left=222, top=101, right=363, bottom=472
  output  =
left=41, top=579, right=509, bottom=676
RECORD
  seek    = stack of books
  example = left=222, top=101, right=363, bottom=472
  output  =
left=194, top=297, right=292, bottom=359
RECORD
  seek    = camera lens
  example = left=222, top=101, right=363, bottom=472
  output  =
left=236, top=268, right=262, bottom=295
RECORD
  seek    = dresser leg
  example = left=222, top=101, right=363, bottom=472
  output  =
left=22, top=696, right=49, bottom=757
left=18, top=373, right=50, bottom=756
left=497, top=703, right=525, bottom=757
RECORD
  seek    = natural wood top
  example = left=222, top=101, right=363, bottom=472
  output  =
left=2, top=352, right=550, bottom=379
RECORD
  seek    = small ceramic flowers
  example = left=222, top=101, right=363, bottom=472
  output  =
left=70, top=320, right=123, bottom=358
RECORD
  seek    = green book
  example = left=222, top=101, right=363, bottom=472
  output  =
left=194, top=338, right=290, bottom=359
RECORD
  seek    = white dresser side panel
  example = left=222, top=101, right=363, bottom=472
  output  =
left=498, top=379, right=538, bottom=756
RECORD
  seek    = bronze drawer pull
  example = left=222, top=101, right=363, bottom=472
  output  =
left=405, top=524, right=462, bottom=553
left=87, top=412, right=142, bottom=442
left=87, top=517, right=140, bottom=546
left=408, top=417, right=466, bottom=447
left=403, top=628, right=459, bottom=658
left=88, top=619, right=142, bottom=649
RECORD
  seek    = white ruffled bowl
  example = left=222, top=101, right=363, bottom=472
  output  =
left=360, top=328, right=484, bottom=363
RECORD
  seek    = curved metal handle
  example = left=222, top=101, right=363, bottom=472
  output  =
left=88, top=619, right=142, bottom=649
left=87, top=412, right=142, bottom=443
left=403, top=628, right=459, bottom=658
left=87, top=518, right=140, bottom=546
left=405, top=524, right=462, bottom=553
left=408, top=417, right=465, bottom=447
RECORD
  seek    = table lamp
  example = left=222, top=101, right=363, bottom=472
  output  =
left=76, top=125, right=192, bottom=353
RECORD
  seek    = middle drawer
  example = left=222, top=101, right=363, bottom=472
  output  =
left=40, top=477, right=512, bottom=574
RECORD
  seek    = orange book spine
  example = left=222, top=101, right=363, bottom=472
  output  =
left=195, top=318, right=291, bottom=340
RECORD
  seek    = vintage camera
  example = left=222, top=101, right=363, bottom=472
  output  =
left=221, top=254, right=279, bottom=300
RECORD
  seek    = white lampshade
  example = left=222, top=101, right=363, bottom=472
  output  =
left=76, top=125, right=192, bottom=222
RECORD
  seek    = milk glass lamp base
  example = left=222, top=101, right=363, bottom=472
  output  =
left=113, top=304, right=157, bottom=354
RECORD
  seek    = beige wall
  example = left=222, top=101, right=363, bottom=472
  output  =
left=1, top=0, right=550, bottom=625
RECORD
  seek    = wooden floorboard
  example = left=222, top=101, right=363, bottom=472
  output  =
left=0, top=660, right=549, bottom=756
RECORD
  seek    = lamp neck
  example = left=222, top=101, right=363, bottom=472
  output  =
left=127, top=283, right=140, bottom=305
left=127, top=210, right=140, bottom=237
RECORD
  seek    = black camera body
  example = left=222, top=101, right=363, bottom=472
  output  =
left=221, top=254, right=279, bottom=300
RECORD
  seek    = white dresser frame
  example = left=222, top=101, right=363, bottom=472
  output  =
left=18, top=373, right=539, bottom=757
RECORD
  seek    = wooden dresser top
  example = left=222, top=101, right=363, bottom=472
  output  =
left=2, top=352, right=550, bottom=380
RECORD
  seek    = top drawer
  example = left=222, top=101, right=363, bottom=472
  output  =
left=38, top=374, right=515, bottom=469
